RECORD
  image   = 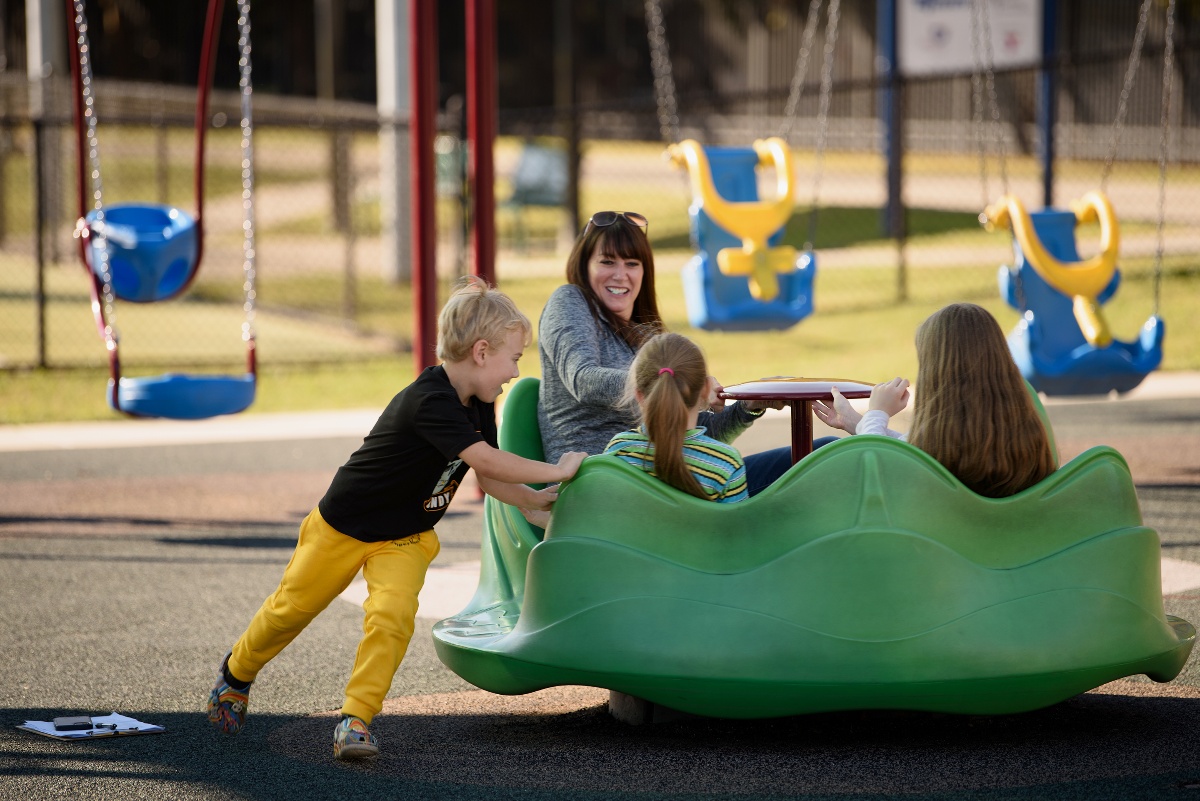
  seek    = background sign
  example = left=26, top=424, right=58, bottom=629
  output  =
left=899, top=0, right=1043, bottom=77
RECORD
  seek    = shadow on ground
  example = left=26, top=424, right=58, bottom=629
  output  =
left=8, top=684, right=1200, bottom=800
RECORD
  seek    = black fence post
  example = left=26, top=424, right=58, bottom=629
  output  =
left=877, top=0, right=907, bottom=302
left=33, top=119, right=47, bottom=368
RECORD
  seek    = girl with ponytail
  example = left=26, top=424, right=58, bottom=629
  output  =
left=603, top=333, right=748, bottom=503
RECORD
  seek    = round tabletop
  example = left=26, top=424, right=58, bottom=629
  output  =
left=720, top=378, right=877, bottom=463
left=720, top=377, right=874, bottom=401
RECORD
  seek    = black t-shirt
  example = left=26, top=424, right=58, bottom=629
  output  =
left=318, top=365, right=497, bottom=542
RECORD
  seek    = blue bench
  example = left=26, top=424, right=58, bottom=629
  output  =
left=501, top=144, right=567, bottom=249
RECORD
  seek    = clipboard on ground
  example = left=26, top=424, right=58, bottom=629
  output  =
left=16, top=712, right=165, bottom=741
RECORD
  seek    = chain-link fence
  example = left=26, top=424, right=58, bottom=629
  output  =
left=2, top=1, right=1198, bottom=374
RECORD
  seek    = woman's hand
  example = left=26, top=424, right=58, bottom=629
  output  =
left=869, top=377, right=911, bottom=417
left=813, top=386, right=863, bottom=434
left=705, top=376, right=725, bottom=412
left=713, top=376, right=785, bottom=415
left=742, top=399, right=787, bottom=413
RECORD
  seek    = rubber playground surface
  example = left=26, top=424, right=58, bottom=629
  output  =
left=2, top=375, right=1199, bottom=800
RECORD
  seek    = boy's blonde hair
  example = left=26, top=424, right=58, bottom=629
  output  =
left=436, top=277, right=532, bottom=363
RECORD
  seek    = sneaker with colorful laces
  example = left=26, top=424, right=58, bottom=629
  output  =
left=333, top=715, right=379, bottom=760
left=206, top=652, right=251, bottom=735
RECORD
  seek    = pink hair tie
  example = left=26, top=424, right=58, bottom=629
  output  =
left=658, top=367, right=675, bottom=376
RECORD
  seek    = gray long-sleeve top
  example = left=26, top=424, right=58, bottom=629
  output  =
left=537, top=284, right=762, bottom=463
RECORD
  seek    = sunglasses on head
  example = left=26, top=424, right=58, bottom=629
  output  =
left=583, top=211, right=649, bottom=236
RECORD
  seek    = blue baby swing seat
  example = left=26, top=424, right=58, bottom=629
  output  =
left=85, top=204, right=200, bottom=304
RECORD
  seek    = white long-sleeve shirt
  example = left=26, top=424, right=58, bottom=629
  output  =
left=857, top=409, right=907, bottom=440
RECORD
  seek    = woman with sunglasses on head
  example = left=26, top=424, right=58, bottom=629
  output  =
left=534, top=211, right=794, bottom=511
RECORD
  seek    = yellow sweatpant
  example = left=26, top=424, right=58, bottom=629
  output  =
left=227, top=507, right=440, bottom=724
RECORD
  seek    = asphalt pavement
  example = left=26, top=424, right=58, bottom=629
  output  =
left=1, top=376, right=1198, bottom=801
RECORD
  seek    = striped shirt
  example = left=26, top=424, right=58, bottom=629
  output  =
left=603, top=426, right=748, bottom=503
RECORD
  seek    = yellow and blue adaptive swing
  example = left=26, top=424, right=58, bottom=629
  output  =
left=984, top=192, right=1163, bottom=396
left=68, top=0, right=257, bottom=419
left=669, top=138, right=815, bottom=331
left=646, top=0, right=839, bottom=331
left=977, top=0, right=1169, bottom=396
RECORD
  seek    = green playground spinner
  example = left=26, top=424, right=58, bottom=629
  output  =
left=432, top=378, right=1194, bottom=718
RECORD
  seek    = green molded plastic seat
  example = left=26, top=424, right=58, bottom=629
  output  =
left=433, top=378, right=1194, bottom=718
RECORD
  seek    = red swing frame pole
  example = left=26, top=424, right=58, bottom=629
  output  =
left=466, top=0, right=497, bottom=286
left=192, top=0, right=226, bottom=279
left=411, top=0, right=439, bottom=373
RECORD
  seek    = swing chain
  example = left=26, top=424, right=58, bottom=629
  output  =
left=1153, top=0, right=1175, bottom=319
left=71, top=0, right=118, bottom=344
left=777, top=0, right=824, bottom=141
left=237, top=0, right=258, bottom=345
left=644, top=0, right=681, bottom=144
left=1100, top=0, right=1153, bottom=193
left=804, top=0, right=840, bottom=251
left=969, top=0, right=1008, bottom=200
left=969, top=0, right=990, bottom=212
left=970, top=0, right=1020, bottom=312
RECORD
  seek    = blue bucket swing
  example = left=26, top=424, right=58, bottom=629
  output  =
left=648, top=0, right=839, bottom=331
left=68, top=0, right=257, bottom=419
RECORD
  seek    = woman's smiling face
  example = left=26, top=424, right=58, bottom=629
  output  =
left=586, top=244, right=644, bottom=321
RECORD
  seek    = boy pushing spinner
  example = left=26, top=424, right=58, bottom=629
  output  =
left=207, top=278, right=585, bottom=759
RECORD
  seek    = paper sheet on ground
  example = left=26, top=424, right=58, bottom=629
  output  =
left=17, top=712, right=165, bottom=740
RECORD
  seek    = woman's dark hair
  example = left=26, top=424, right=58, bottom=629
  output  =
left=564, top=215, right=663, bottom=348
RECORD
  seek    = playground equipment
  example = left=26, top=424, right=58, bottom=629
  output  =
left=67, top=0, right=258, bottom=418
left=433, top=377, right=1194, bottom=719
left=976, top=0, right=1171, bottom=396
left=646, top=0, right=840, bottom=331
left=984, top=193, right=1163, bottom=396
left=668, top=138, right=813, bottom=330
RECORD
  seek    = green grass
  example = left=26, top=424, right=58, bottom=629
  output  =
left=4, top=129, right=1199, bottom=425
left=4, top=261, right=1198, bottom=425
left=0, top=125, right=326, bottom=237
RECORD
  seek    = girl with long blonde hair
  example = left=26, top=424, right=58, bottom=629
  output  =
left=604, top=333, right=748, bottom=502
left=815, top=303, right=1056, bottom=497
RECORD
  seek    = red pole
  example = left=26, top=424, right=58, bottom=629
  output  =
left=466, top=0, right=497, bottom=285
left=411, top=0, right=439, bottom=373
left=192, top=0, right=225, bottom=271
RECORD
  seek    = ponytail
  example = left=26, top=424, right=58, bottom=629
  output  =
left=625, top=333, right=709, bottom=499
left=643, top=368, right=706, bottom=499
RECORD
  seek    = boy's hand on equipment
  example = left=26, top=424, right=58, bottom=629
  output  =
left=556, top=451, right=587, bottom=481
left=519, top=507, right=552, bottom=528
left=868, top=377, right=910, bottom=417
left=522, top=485, right=560, bottom=513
